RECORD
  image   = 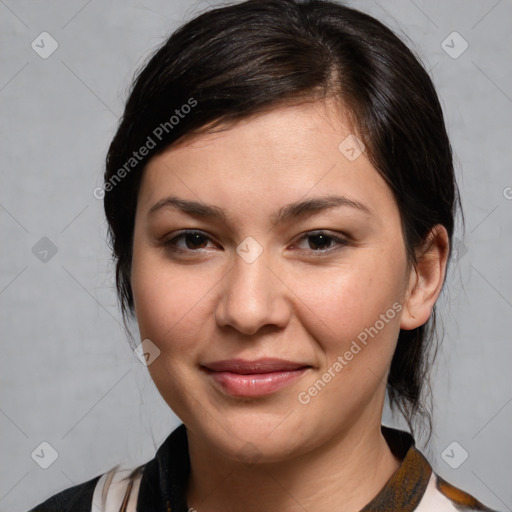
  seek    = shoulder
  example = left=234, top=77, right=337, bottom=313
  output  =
left=379, top=426, right=501, bottom=512
left=416, top=472, right=502, bottom=512
left=27, top=424, right=188, bottom=512
left=27, top=465, right=145, bottom=512
left=27, top=474, right=101, bottom=512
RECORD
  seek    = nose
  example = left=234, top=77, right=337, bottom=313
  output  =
left=215, top=251, right=291, bottom=336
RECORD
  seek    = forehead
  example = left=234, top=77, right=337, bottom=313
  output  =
left=137, top=99, right=397, bottom=221
left=169, top=97, right=352, bottom=161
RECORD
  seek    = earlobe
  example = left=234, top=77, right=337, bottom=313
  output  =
left=400, top=225, right=450, bottom=331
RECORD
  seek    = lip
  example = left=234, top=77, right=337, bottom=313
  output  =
left=201, top=358, right=311, bottom=397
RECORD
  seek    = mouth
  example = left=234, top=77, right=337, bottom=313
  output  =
left=201, top=358, right=312, bottom=398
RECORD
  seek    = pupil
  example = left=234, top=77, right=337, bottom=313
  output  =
left=186, top=232, right=207, bottom=249
left=309, top=234, right=330, bottom=250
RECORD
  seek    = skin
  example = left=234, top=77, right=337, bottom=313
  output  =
left=131, top=98, right=449, bottom=512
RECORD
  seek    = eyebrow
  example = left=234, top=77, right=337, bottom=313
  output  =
left=148, top=195, right=372, bottom=224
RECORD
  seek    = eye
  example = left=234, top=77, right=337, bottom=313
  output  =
left=293, top=231, right=348, bottom=253
left=160, top=229, right=348, bottom=255
left=163, top=230, right=218, bottom=252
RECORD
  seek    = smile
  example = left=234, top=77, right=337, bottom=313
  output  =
left=201, top=358, right=311, bottom=397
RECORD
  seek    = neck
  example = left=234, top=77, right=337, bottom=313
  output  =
left=185, top=418, right=402, bottom=512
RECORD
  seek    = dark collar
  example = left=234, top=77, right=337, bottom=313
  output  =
left=361, top=426, right=432, bottom=511
left=137, top=424, right=432, bottom=512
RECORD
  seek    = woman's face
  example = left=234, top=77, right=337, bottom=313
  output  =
left=131, top=99, right=412, bottom=462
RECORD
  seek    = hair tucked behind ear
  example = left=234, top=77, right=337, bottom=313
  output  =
left=104, top=0, right=461, bottom=438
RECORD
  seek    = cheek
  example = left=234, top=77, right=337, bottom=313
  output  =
left=289, top=253, right=406, bottom=369
left=130, top=245, right=215, bottom=420
left=290, top=260, right=404, bottom=422
left=296, top=260, right=403, bottom=328
left=132, top=272, right=212, bottom=353
left=130, top=240, right=211, bottom=348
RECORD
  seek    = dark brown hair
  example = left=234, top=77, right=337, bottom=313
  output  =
left=104, top=0, right=460, bottom=435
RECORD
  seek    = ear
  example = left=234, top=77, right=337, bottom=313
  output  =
left=400, top=225, right=450, bottom=330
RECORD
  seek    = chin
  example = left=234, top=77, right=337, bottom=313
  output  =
left=185, top=408, right=315, bottom=464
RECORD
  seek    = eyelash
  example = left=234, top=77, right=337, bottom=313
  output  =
left=161, top=229, right=349, bottom=256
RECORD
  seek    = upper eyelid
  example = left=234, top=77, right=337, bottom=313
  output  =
left=291, top=232, right=349, bottom=250
left=166, top=230, right=219, bottom=248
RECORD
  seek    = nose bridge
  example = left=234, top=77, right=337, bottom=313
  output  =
left=215, top=243, right=289, bottom=334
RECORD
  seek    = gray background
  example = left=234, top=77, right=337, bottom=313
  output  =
left=1, top=1, right=511, bottom=511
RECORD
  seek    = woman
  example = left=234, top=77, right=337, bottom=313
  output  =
left=29, top=0, right=500, bottom=511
